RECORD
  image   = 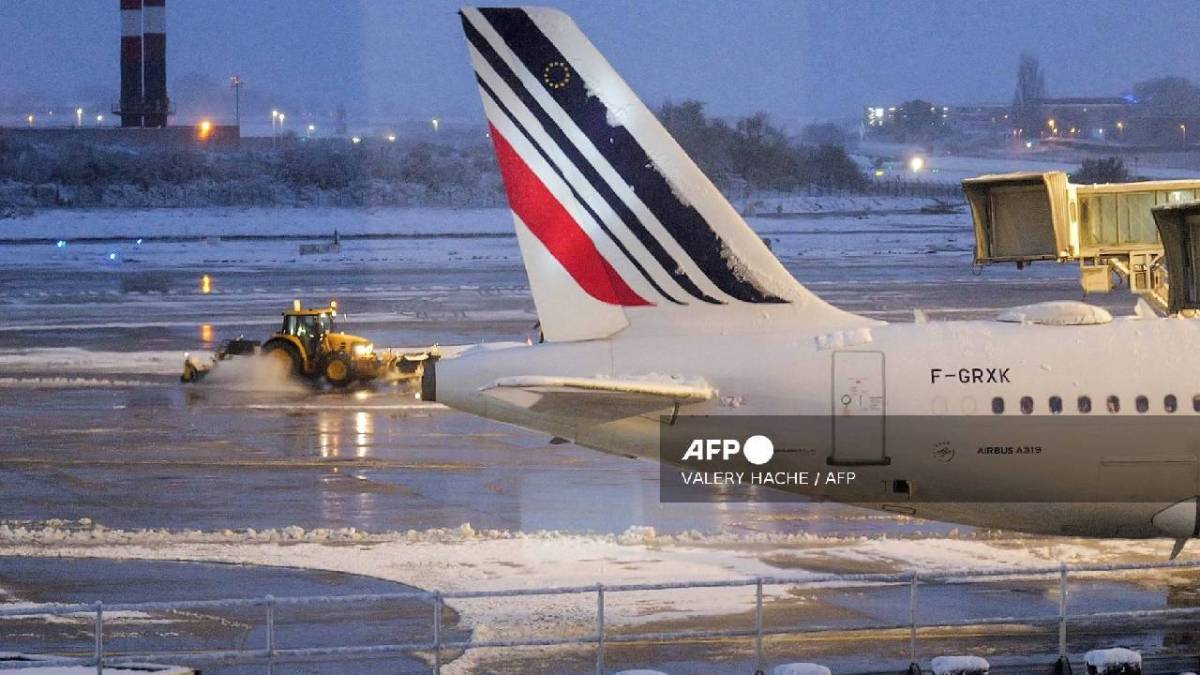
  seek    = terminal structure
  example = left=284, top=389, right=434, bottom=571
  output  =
left=963, top=171, right=1200, bottom=312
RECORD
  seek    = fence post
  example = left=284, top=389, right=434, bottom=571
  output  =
left=908, top=573, right=919, bottom=665
left=1058, top=564, right=1068, bottom=658
left=433, top=590, right=443, bottom=675
left=94, top=601, right=103, bottom=675
left=265, top=595, right=276, bottom=675
left=755, top=577, right=765, bottom=675
left=596, top=584, right=605, bottom=675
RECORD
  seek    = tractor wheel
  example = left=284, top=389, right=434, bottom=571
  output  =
left=323, top=353, right=354, bottom=388
left=262, top=340, right=303, bottom=379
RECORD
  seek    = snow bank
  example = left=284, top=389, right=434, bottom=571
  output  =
left=931, top=655, right=989, bottom=675
left=1084, top=647, right=1141, bottom=672
left=774, top=664, right=832, bottom=675
left=0, top=520, right=1171, bottom=675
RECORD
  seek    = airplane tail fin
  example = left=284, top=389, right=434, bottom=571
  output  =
left=461, top=7, right=857, bottom=341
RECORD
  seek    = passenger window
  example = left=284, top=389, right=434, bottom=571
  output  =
left=1106, top=395, right=1120, bottom=414
left=991, top=397, right=1004, bottom=414
left=1078, top=396, right=1092, bottom=413
left=1166, top=394, right=1178, bottom=413
left=1049, top=396, right=1062, bottom=414
left=1020, top=396, right=1033, bottom=415
left=1135, top=395, right=1148, bottom=413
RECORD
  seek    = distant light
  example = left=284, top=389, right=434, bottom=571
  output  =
left=135, top=238, right=143, bottom=245
left=107, top=252, right=117, bottom=261
left=200, top=323, right=214, bottom=343
left=197, top=119, right=213, bottom=140
left=307, top=124, right=316, bottom=132
left=55, top=239, right=67, bottom=248
left=908, top=156, right=924, bottom=173
left=1025, top=140, right=1033, bottom=149
left=95, top=114, right=104, bottom=125
left=26, top=114, right=34, bottom=127
left=873, top=169, right=885, bottom=177
left=387, top=134, right=396, bottom=142
left=201, top=274, right=212, bottom=294
left=271, top=109, right=279, bottom=118
left=431, top=117, right=440, bottom=132
left=351, top=136, right=362, bottom=144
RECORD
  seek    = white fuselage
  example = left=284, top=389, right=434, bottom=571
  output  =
left=436, top=312, right=1200, bottom=538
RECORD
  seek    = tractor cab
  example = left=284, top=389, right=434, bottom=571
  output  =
left=279, top=303, right=336, bottom=357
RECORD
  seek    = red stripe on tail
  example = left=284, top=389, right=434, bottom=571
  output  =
left=489, top=124, right=650, bottom=307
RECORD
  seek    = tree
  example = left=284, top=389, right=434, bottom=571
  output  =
left=800, top=122, right=847, bottom=147
left=1071, top=157, right=1132, bottom=184
left=1133, top=76, right=1200, bottom=113
left=1012, top=53, right=1045, bottom=138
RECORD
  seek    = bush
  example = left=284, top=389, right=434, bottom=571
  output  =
left=1071, top=157, right=1132, bottom=184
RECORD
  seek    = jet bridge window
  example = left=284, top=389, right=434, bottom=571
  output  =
left=1078, top=396, right=1092, bottom=414
left=1106, top=395, right=1121, bottom=414
left=1019, top=396, right=1034, bottom=415
left=1165, top=394, right=1178, bottom=413
left=991, top=397, right=1005, bottom=414
left=1135, top=395, right=1149, bottom=414
left=1049, top=396, right=1063, bottom=414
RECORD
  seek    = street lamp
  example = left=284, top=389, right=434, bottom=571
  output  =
left=1182, top=123, right=1188, bottom=143
left=271, top=109, right=279, bottom=140
left=95, top=114, right=104, bottom=126
left=1116, top=121, right=1125, bottom=140
left=387, top=133, right=396, bottom=142
left=75, top=107, right=83, bottom=127
left=306, top=123, right=315, bottom=138
left=431, top=117, right=440, bottom=133
left=26, top=114, right=34, bottom=127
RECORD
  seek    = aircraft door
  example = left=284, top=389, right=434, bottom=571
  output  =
left=830, top=350, right=889, bottom=465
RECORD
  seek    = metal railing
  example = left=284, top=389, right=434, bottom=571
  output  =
left=3, top=559, right=1200, bottom=673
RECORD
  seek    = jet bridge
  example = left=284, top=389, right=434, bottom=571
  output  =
left=1152, top=201, right=1200, bottom=316
left=963, top=171, right=1200, bottom=311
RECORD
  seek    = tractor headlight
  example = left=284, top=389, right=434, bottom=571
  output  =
left=353, top=343, right=373, bottom=357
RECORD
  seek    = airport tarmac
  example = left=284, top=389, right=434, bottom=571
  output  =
left=0, top=205, right=1186, bottom=673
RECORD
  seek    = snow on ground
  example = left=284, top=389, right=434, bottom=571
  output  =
left=0, top=207, right=512, bottom=240
left=0, top=520, right=1176, bottom=674
left=0, top=348, right=184, bottom=375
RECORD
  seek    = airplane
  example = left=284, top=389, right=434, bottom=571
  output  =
left=425, top=6, right=1200, bottom=556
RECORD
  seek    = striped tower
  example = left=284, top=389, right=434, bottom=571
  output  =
left=142, top=0, right=167, bottom=127
left=119, top=0, right=142, bottom=128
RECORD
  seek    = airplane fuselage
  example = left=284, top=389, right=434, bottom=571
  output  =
left=437, top=313, right=1200, bottom=538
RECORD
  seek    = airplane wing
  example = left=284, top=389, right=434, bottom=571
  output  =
left=480, top=375, right=714, bottom=421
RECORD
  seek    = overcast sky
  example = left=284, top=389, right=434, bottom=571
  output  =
left=2, top=0, right=1198, bottom=124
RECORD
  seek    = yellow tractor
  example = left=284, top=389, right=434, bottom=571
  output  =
left=261, top=300, right=384, bottom=387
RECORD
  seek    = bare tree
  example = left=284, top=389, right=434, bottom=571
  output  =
left=1012, top=53, right=1045, bottom=139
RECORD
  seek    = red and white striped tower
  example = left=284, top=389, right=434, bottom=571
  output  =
left=142, top=0, right=168, bottom=127
left=118, top=0, right=143, bottom=128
